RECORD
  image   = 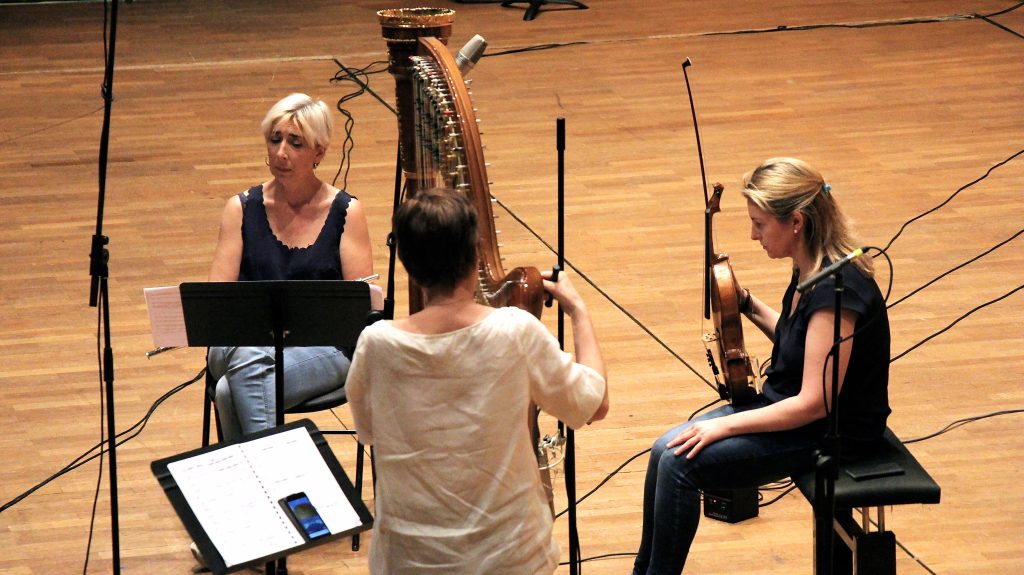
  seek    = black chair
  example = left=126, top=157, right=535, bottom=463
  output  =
left=792, top=428, right=941, bottom=575
left=201, top=370, right=370, bottom=552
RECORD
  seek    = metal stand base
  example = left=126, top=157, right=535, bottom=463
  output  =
left=501, top=0, right=588, bottom=21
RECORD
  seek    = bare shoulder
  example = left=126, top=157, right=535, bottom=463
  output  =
left=220, top=193, right=243, bottom=223
left=347, top=195, right=366, bottom=216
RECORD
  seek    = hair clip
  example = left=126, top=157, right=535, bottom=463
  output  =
left=821, top=183, right=832, bottom=195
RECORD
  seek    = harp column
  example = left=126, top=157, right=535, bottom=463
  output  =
left=378, top=7, right=455, bottom=198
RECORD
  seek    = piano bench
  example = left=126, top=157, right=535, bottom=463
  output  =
left=792, top=428, right=941, bottom=575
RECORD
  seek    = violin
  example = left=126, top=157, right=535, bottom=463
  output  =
left=704, top=183, right=757, bottom=404
left=681, top=58, right=757, bottom=404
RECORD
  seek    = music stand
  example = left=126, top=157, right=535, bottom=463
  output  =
left=152, top=419, right=374, bottom=575
left=179, top=280, right=372, bottom=574
left=502, top=0, right=588, bottom=21
left=452, top=0, right=588, bottom=21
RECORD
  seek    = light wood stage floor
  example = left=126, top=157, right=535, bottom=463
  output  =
left=1, top=1, right=1022, bottom=573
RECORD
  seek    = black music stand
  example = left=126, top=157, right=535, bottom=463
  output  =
left=179, top=280, right=372, bottom=574
left=503, top=0, right=587, bottom=21
left=152, top=419, right=374, bottom=575
left=454, top=0, right=588, bottom=21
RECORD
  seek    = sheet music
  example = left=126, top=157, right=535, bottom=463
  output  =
left=166, top=427, right=362, bottom=567
left=368, top=284, right=384, bottom=311
left=143, top=286, right=188, bottom=348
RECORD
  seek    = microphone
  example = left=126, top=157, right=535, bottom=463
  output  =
left=455, top=34, right=487, bottom=76
left=796, top=247, right=867, bottom=293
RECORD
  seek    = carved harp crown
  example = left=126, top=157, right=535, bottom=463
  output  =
left=380, top=8, right=544, bottom=317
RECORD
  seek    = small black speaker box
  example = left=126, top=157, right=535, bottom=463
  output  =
left=702, top=487, right=759, bottom=523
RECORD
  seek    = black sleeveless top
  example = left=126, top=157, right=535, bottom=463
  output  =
left=238, top=184, right=351, bottom=281
left=763, top=264, right=891, bottom=456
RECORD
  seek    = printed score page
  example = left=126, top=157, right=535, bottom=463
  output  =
left=143, top=286, right=188, bottom=348
left=167, top=427, right=362, bottom=567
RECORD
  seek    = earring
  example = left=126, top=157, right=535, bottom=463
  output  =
left=313, top=162, right=319, bottom=170
left=265, top=157, right=270, bottom=166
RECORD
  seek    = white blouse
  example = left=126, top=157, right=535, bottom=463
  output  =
left=347, top=306, right=606, bottom=574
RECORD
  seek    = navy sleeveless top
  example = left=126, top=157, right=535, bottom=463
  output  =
left=763, top=264, right=891, bottom=455
left=238, top=184, right=351, bottom=281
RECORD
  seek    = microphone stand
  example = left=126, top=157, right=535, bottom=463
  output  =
left=500, top=0, right=589, bottom=21
left=87, top=0, right=123, bottom=572
left=383, top=146, right=402, bottom=322
left=553, top=117, right=581, bottom=575
left=811, top=270, right=845, bottom=575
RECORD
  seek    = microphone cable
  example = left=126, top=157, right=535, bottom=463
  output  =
left=903, top=408, right=1024, bottom=444
left=879, top=146, right=1024, bottom=257
left=890, top=283, right=1024, bottom=363
left=328, top=58, right=393, bottom=193
left=0, top=367, right=206, bottom=516
left=552, top=397, right=721, bottom=521
left=887, top=227, right=1023, bottom=310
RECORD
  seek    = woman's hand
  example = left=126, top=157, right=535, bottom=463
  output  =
left=666, top=418, right=732, bottom=459
left=541, top=268, right=584, bottom=316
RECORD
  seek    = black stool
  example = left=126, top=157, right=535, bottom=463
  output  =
left=792, top=428, right=940, bottom=575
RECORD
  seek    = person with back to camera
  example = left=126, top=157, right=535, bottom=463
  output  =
left=630, top=157, right=891, bottom=574
left=205, top=92, right=374, bottom=443
left=346, top=187, right=610, bottom=574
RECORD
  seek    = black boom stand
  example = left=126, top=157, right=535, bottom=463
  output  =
left=813, top=272, right=844, bottom=574
left=87, top=0, right=124, bottom=572
left=797, top=258, right=858, bottom=575
left=453, top=0, right=588, bottom=22
left=501, top=0, right=588, bottom=21
left=551, top=117, right=582, bottom=575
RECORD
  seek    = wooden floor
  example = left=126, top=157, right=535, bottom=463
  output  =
left=2, top=1, right=1023, bottom=573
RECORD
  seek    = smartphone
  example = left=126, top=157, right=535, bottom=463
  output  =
left=280, top=492, right=331, bottom=541
left=843, top=460, right=904, bottom=482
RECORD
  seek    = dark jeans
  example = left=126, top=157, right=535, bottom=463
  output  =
left=631, top=398, right=819, bottom=575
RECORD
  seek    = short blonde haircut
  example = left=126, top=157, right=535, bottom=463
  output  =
left=741, top=157, right=872, bottom=277
left=260, top=93, right=333, bottom=151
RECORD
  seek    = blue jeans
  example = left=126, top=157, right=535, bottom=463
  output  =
left=631, top=398, right=819, bottom=575
left=207, top=346, right=351, bottom=441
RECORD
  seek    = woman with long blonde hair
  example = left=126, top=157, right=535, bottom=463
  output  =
left=631, top=157, right=890, bottom=574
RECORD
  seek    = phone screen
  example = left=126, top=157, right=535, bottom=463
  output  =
left=282, top=493, right=331, bottom=540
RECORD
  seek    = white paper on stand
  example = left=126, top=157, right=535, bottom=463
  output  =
left=144, top=286, right=188, bottom=348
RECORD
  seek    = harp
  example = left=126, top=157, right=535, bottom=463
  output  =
left=379, top=7, right=554, bottom=509
left=378, top=7, right=545, bottom=317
